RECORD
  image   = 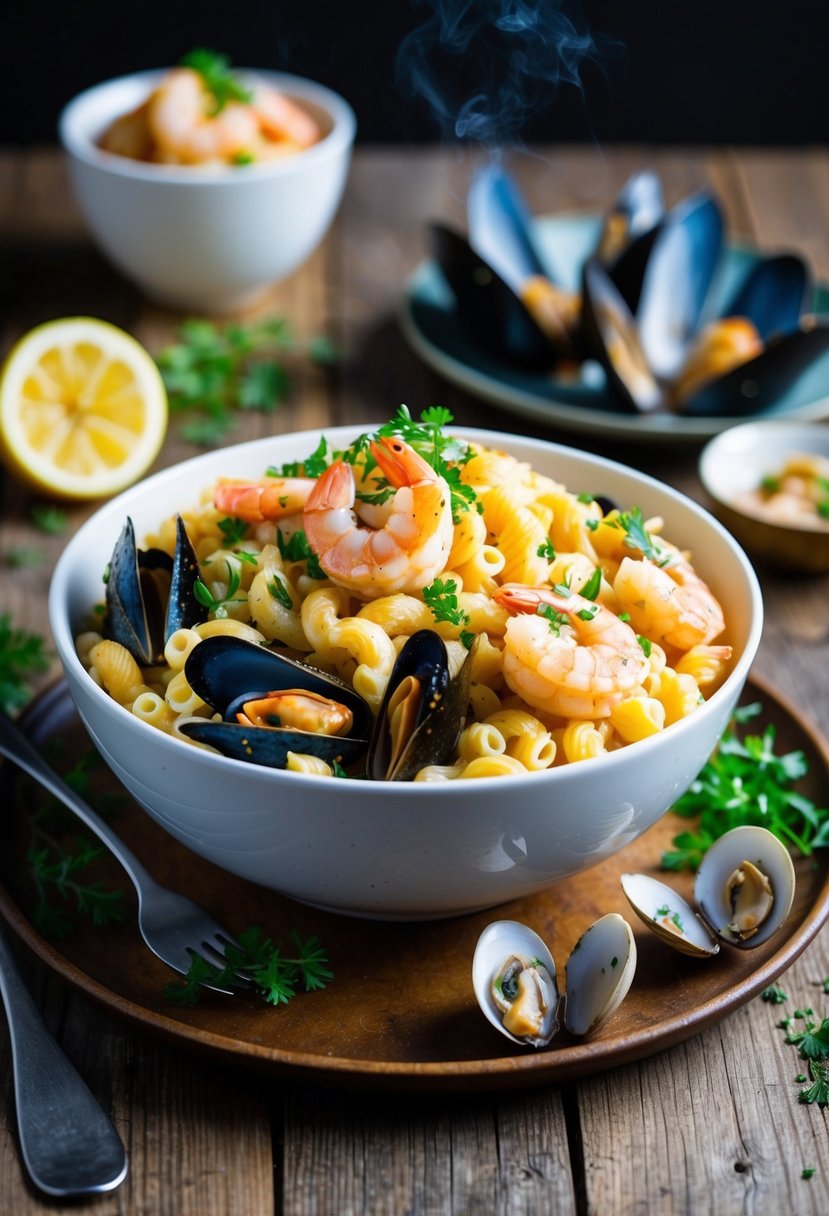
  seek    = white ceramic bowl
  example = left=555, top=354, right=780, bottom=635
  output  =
left=49, top=427, right=763, bottom=920
left=700, top=421, right=829, bottom=573
left=58, top=69, right=356, bottom=312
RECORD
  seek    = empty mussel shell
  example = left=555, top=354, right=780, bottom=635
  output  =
left=430, top=222, right=558, bottom=369
left=472, top=920, right=560, bottom=1048
left=105, top=515, right=207, bottom=666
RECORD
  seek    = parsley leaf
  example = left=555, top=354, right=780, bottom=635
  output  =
left=537, top=540, right=556, bottom=560
left=422, top=577, right=471, bottom=629
left=31, top=504, right=68, bottom=534
left=799, top=1059, right=829, bottom=1106
left=661, top=704, right=829, bottom=870
left=165, top=926, right=332, bottom=1006
left=218, top=516, right=248, bottom=546
left=179, top=48, right=252, bottom=113
left=760, top=985, right=789, bottom=1004
left=276, top=529, right=326, bottom=580
left=787, top=1017, right=829, bottom=1061
left=366, top=405, right=479, bottom=523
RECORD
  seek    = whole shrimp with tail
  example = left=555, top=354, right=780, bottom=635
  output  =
left=492, top=584, right=651, bottom=719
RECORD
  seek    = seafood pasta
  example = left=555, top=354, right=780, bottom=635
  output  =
left=80, top=410, right=733, bottom=781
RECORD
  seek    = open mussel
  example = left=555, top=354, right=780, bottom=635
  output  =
left=596, top=170, right=664, bottom=312
left=367, top=630, right=476, bottom=781
left=106, top=515, right=207, bottom=665
left=177, top=635, right=372, bottom=769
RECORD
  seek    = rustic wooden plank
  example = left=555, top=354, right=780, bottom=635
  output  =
left=281, top=1087, right=576, bottom=1215
left=0, top=953, right=275, bottom=1216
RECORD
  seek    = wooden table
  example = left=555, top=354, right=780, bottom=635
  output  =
left=1, top=146, right=828, bottom=1214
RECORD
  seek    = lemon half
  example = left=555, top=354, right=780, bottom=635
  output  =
left=0, top=317, right=168, bottom=499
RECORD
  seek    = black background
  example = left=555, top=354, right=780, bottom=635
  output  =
left=2, top=0, right=828, bottom=145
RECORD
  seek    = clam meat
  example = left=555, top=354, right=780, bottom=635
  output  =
left=622, top=825, right=795, bottom=956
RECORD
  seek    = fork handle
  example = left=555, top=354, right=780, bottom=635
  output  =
left=0, top=711, right=156, bottom=896
left=0, top=924, right=128, bottom=1196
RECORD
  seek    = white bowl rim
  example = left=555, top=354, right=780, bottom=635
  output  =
left=49, top=423, right=764, bottom=793
left=58, top=67, right=357, bottom=185
left=699, top=418, right=829, bottom=532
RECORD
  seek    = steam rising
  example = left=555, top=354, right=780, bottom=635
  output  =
left=397, top=0, right=603, bottom=145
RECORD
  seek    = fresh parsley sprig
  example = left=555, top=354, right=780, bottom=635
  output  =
left=157, top=317, right=337, bottom=446
left=422, top=577, right=474, bottom=648
left=662, top=702, right=829, bottom=871
left=179, top=48, right=252, bottom=114
left=164, top=926, right=333, bottom=1007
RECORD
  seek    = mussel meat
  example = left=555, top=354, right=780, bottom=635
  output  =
left=367, top=629, right=476, bottom=781
left=177, top=635, right=372, bottom=769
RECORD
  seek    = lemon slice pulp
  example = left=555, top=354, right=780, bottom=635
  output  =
left=0, top=317, right=168, bottom=499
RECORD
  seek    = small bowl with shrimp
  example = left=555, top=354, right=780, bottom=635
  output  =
left=58, top=52, right=356, bottom=312
left=49, top=421, right=763, bottom=920
left=700, top=420, right=829, bottom=573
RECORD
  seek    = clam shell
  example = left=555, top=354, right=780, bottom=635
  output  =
left=472, top=920, right=560, bottom=1049
left=621, top=872, right=719, bottom=958
left=694, top=825, right=795, bottom=949
left=563, top=913, right=637, bottom=1036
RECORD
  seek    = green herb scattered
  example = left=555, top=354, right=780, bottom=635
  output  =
left=576, top=605, right=599, bottom=622
left=164, top=926, right=332, bottom=1007
left=537, top=604, right=570, bottom=635
left=0, top=615, right=50, bottom=713
left=331, top=760, right=350, bottom=779
left=637, top=635, right=652, bottom=658
left=30, top=504, right=68, bottom=534
left=4, top=546, right=44, bottom=568
left=786, top=1016, right=829, bottom=1061
left=760, top=474, right=782, bottom=493
left=157, top=317, right=337, bottom=445
left=799, top=1059, right=829, bottom=1107
left=193, top=561, right=245, bottom=617
left=537, top=540, right=556, bottom=560
left=179, top=48, right=252, bottom=113
left=662, top=702, right=829, bottom=872
left=276, top=528, right=326, bottom=580
left=233, top=150, right=256, bottom=166
left=796, top=1073, right=808, bottom=1083
left=618, top=611, right=631, bottom=622
left=802, top=1167, right=816, bottom=1180
left=422, top=577, right=471, bottom=630
left=586, top=518, right=599, bottom=532
left=761, top=985, right=789, bottom=1004
left=218, top=516, right=249, bottom=546
left=580, top=568, right=602, bottom=601
left=268, top=576, right=294, bottom=610
left=655, top=904, right=684, bottom=932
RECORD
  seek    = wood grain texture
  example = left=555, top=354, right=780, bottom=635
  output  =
left=1, top=145, right=829, bottom=1215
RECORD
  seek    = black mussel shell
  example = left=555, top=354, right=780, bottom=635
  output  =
left=678, top=320, right=829, bottom=417
left=183, top=635, right=373, bottom=739
left=177, top=718, right=368, bottom=770
left=106, top=518, right=171, bottom=665
left=430, top=222, right=558, bottom=370
left=105, top=515, right=207, bottom=666
left=636, top=191, right=724, bottom=380
left=581, top=258, right=663, bottom=413
left=467, top=163, right=549, bottom=287
left=368, top=630, right=476, bottom=782
left=725, top=254, right=811, bottom=342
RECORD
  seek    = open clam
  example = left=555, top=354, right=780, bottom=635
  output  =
left=105, top=515, right=207, bottom=665
left=367, top=630, right=477, bottom=781
left=176, top=635, right=372, bottom=769
left=473, top=914, right=636, bottom=1050
left=621, top=825, right=796, bottom=958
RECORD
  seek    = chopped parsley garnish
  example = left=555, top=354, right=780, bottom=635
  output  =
left=218, top=516, right=248, bottom=546
left=422, top=577, right=471, bottom=629
left=580, top=568, right=602, bottom=601
left=537, top=540, right=556, bottom=560
left=193, top=561, right=245, bottom=617
left=798, top=1060, right=829, bottom=1107
left=760, top=985, right=789, bottom=1004
left=662, top=701, right=829, bottom=871
left=760, top=474, right=782, bottom=493
left=165, top=926, right=332, bottom=1007
left=576, top=605, right=599, bottom=622
left=786, top=1016, right=829, bottom=1060
left=276, top=529, right=326, bottom=580
left=537, top=604, right=570, bottom=635
left=179, top=48, right=252, bottom=113
left=655, top=904, right=684, bottom=932
left=31, top=504, right=68, bottom=534
left=268, top=577, right=294, bottom=610
left=802, top=1167, right=816, bottom=1180
left=577, top=492, right=594, bottom=505
left=637, top=635, right=652, bottom=657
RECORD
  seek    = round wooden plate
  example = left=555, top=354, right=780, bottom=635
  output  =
left=1, top=673, right=828, bottom=1093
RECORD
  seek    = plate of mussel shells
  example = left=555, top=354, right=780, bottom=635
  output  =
left=401, top=166, right=829, bottom=445
left=2, top=672, right=829, bottom=1091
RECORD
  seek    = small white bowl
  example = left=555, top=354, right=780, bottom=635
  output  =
left=59, top=69, right=356, bottom=312
left=48, top=427, right=762, bottom=920
left=700, top=421, right=829, bottom=573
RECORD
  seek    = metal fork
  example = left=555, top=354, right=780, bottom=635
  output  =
left=0, top=710, right=247, bottom=994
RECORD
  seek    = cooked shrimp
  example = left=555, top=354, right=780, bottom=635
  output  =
left=252, top=83, right=320, bottom=148
left=302, top=436, right=454, bottom=599
left=213, top=476, right=316, bottom=522
left=492, top=584, right=650, bottom=719
left=147, top=68, right=260, bottom=164
left=613, top=555, right=726, bottom=651
left=100, top=101, right=154, bottom=160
